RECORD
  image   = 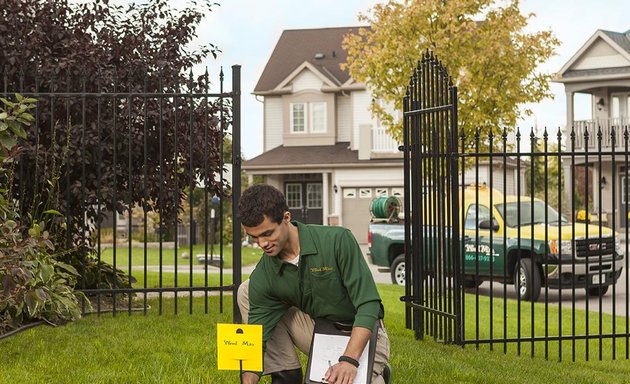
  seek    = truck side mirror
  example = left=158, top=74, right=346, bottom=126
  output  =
left=478, top=218, right=499, bottom=232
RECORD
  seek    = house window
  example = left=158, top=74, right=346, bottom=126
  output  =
left=343, top=188, right=356, bottom=198
left=290, top=102, right=326, bottom=134
left=611, top=93, right=630, bottom=119
left=306, top=183, right=323, bottom=209
left=291, top=103, right=306, bottom=133
left=612, top=97, right=620, bottom=119
left=286, top=183, right=302, bottom=208
left=310, top=102, right=326, bottom=133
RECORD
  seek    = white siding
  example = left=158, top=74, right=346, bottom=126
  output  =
left=335, top=167, right=402, bottom=187
left=464, top=166, right=489, bottom=186
left=264, top=97, right=283, bottom=151
left=489, top=168, right=505, bottom=195
left=351, top=90, right=375, bottom=151
left=337, top=95, right=352, bottom=142
left=292, top=70, right=323, bottom=92
left=574, top=39, right=630, bottom=70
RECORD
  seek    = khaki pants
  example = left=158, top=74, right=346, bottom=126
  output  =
left=237, top=279, right=391, bottom=383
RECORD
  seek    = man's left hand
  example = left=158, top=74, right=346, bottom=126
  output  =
left=324, top=361, right=357, bottom=384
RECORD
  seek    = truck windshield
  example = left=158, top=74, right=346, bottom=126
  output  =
left=495, top=201, right=567, bottom=228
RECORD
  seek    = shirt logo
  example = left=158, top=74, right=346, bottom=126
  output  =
left=310, top=266, right=334, bottom=273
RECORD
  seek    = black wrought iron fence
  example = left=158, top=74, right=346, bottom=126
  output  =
left=458, top=125, right=630, bottom=362
left=1, top=65, right=242, bottom=320
left=403, top=51, right=630, bottom=361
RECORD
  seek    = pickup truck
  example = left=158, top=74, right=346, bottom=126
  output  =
left=367, top=184, right=624, bottom=301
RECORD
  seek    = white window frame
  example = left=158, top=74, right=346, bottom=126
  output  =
left=391, top=188, right=404, bottom=197
left=290, top=103, right=306, bottom=133
left=306, top=183, right=323, bottom=209
left=343, top=188, right=356, bottom=198
left=289, top=101, right=327, bottom=134
left=285, top=183, right=303, bottom=209
left=611, top=92, right=630, bottom=118
left=310, top=102, right=327, bottom=133
left=359, top=188, right=372, bottom=199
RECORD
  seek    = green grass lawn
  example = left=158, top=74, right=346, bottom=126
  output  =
left=2, top=285, right=630, bottom=383
left=130, top=270, right=237, bottom=289
left=97, top=244, right=262, bottom=269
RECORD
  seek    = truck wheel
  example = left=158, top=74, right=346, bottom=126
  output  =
left=586, top=285, right=609, bottom=297
left=391, top=254, right=406, bottom=285
left=514, top=258, right=541, bottom=302
left=463, top=276, right=483, bottom=289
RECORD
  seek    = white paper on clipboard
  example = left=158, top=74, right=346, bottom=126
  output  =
left=307, top=333, right=370, bottom=383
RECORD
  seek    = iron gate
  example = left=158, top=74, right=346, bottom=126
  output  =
left=2, top=65, right=242, bottom=321
left=402, top=51, right=461, bottom=344
left=404, top=51, right=630, bottom=361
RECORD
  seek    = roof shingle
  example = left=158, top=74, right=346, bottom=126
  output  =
left=254, top=27, right=364, bottom=93
left=601, top=29, right=630, bottom=55
left=243, top=142, right=402, bottom=169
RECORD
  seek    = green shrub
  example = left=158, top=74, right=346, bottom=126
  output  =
left=59, top=250, right=136, bottom=296
left=0, top=221, right=86, bottom=333
left=0, top=94, right=89, bottom=333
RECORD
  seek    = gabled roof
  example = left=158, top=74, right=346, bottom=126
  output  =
left=555, top=29, right=630, bottom=83
left=602, top=29, right=630, bottom=54
left=253, top=27, right=363, bottom=94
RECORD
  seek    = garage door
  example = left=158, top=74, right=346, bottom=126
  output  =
left=342, top=187, right=404, bottom=244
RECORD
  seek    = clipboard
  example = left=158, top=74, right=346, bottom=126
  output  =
left=305, top=318, right=378, bottom=384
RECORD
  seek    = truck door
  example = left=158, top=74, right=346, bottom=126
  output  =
left=463, top=204, right=500, bottom=276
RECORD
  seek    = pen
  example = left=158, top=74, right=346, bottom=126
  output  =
left=322, top=360, right=332, bottom=383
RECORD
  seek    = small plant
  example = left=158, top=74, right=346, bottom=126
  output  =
left=0, top=95, right=88, bottom=334
left=0, top=221, right=86, bottom=332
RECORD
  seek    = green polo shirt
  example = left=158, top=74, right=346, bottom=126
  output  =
left=247, top=221, right=384, bottom=346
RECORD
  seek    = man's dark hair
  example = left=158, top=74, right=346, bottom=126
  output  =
left=238, top=184, right=289, bottom=227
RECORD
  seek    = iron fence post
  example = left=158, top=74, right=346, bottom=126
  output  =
left=232, top=65, right=242, bottom=323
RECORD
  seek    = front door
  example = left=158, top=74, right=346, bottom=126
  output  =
left=285, top=182, right=323, bottom=224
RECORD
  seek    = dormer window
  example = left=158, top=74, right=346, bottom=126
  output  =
left=311, top=102, right=326, bottom=133
left=290, top=102, right=327, bottom=133
left=291, top=103, right=306, bottom=133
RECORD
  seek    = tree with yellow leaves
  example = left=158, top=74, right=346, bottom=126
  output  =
left=342, top=0, right=559, bottom=149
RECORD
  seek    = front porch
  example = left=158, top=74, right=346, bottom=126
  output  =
left=572, top=117, right=630, bottom=150
left=562, top=159, right=630, bottom=230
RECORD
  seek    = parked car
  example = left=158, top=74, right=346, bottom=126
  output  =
left=368, top=184, right=624, bottom=301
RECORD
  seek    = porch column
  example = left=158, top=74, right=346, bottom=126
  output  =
left=563, top=163, right=572, bottom=216
left=564, top=91, right=575, bottom=216
left=335, top=178, right=343, bottom=226
left=323, top=172, right=330, bottom=226
left=566, top=91, right=574, bottom=131
left=592, top=166, right=600, bottom=212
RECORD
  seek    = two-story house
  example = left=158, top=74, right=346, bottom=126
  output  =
left=244, top=26, right=527, bottom=243
left=555, top=29, right=630, bottom=228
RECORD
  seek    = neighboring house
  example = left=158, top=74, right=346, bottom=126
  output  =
left=244, top=27, right=526, bottom=243
left=555, top=29, right=630, bottom=228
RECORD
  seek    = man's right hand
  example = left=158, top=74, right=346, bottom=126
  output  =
left=241, top=372, right=260, bottom=384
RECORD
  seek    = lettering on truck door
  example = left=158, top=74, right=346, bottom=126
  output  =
left=464, top=204, right=500, bottom=276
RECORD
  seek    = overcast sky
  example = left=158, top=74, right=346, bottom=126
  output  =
left=196, top=0, right=630, bottom=158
